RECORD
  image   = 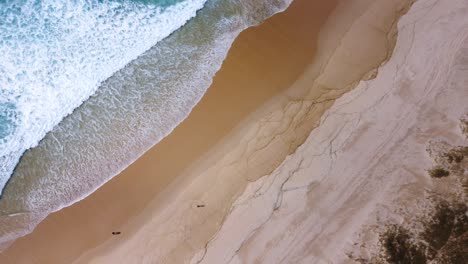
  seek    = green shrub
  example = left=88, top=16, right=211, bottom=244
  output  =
left=444, top=147, right=468, bottom=163
left=428, top=167, right=450, bottom=178
left=380, top=225, right=426, bottom=264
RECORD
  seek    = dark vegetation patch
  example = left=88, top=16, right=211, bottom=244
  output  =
left=443, top=147, right=468, bottom=164
left=428, top=145, right=467, bottom=178
left=378, top=201, right=468, bottom=264
left=350, top=118, right=467, bottom=263
left=428, top=167, right=450, bottom=178
left=421, top=201, right=468, bottom=259
left=380, top=225, right=426, bottom=264
left=431, top=232, right=468, bottom=264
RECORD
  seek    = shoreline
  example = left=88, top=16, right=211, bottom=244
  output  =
left=0, top=0, right=417, bottom=263
left=0, top=0, right=338, bottom=263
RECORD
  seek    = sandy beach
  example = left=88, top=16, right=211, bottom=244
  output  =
left=189, top=0, right=468, bottom=262
left=3, top=0, right=462, bottom=263
left=0, top=0, right=339, bottom=262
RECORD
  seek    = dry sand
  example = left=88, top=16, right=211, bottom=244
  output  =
left=187, top=0, right=468, bottom=263
left=0, top=0, right=423, bottom=263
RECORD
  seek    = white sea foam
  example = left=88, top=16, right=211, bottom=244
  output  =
left=0, top=0, right=207, bottom=193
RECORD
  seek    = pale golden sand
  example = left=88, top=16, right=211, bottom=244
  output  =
left=0, top=0, right=421, bottom=262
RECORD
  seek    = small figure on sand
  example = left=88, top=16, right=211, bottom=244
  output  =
left=112, top=231, right=121, bottom=235
left=196, top=204, right=205, bottom=208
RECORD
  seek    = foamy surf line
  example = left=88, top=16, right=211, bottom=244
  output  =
left=0, top=0, right=293, bottom=248
left=0, top=0, right=207, bottom=194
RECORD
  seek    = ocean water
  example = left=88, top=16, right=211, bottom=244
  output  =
left=0, top=0, right=292, bottom=247
left=0, top=0, right=207, bottom=193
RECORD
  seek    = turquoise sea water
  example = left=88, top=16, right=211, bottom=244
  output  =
left=0, top=0, right=292, bottom=247
left=0, top=103, right=15, bottom=142
left=0, top=0, right=206, bottom=192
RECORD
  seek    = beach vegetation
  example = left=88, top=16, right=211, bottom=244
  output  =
left=428, top=167, right=450, bottom=178
left=421, top=201, right=468, bottom=259
left=443, top=147, right=468, bottom=164
left=377, top=201, right=468, bottom=264
left=431, top=232, right=468, bottom=264
left=379, top=225, right=426, bottom=264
